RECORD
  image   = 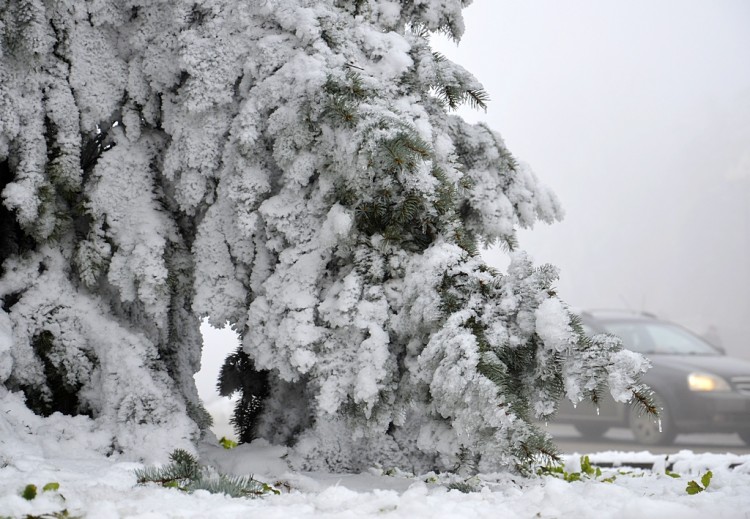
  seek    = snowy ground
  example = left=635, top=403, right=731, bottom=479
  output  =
left=3, top=432, right=750, bottom=519
left=3, top=323, right=749, bottom=518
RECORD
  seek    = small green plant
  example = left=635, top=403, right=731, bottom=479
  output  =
left=13, top=482, right=80, bottom=519
left=537, top=462, right=578, bottom=482
left=686, top=471, right=712, bottom=495
left=22, top=484, right=37, bottom=500
left=22, top=481, right=62, bottom=500
left=134, top=449, right=278, bottom=498
left=537, top=455, right=617, bottom=484
left=665, top=469, right=681, bottom=479
left=219, top=436, right=238, bottom=449
left=580, top=455, right=601, bottom=478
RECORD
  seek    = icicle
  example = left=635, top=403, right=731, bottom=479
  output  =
left=658, top=418, right=663, bottom=433
left=596, top=406, right=600, bottom=416
left=573, top=403, right=577, bottom=409
left=544, top=421, right=548, bottom=427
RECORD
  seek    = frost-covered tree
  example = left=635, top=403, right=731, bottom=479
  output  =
left=0, top=0, right=214, bottom=457
left=1, top=0, right=653, bottom=471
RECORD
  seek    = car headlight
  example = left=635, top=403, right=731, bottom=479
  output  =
left=688, top=372, right=731, bottom=392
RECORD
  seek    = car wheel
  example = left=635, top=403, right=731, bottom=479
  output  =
left=738, top=430, right=750, bottom=446
left=574, top=423, right=609, bottom=439
left=628, top=393, right=677, bottom=446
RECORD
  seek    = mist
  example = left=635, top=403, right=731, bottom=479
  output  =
left=433, top=0, right=750, bottom=359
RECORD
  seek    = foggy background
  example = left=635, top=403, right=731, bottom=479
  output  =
left=196, top=1, right=750, bottom=437
left=433, top=0, right=750, bottom=360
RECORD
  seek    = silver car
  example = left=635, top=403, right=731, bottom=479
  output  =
left=555, top=311, right=750, bottom=445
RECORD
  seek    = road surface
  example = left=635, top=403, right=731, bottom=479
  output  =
left=544, top=424, right=750, bottom=456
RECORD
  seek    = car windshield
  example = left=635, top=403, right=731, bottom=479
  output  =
left=599, top=320, right=719, bottom=355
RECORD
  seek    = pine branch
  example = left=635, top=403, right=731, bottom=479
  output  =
left=516, top=430, right=561, bottom=474
left=188, top=474, right=276, bottom=498
left=432, top=51, right=447, bottom=64
left=477, top=356, right=509, bottom=388
left=464, top=89, right=490, bottom=111
left=134, top=449, right=277, bottom=498
left=134, top=449, right=201, bottom=486
left=629, top=385, right=658, bottom=417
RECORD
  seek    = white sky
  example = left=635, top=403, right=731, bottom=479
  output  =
left=433, top=0, right=750, bottom=358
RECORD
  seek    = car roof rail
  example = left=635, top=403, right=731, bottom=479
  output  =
left=583, top=309, right=659, bottom=319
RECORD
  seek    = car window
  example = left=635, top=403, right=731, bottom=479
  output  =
left=599, top=320, right=719, bottom=355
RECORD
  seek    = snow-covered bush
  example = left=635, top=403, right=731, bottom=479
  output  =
left=0, top=0, right=652, bottom=472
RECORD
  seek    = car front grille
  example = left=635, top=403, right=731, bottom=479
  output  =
left=731, top=376, right=750, bottom=395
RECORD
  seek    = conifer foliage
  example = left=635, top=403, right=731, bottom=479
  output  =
left=134, top=448, right=276, bottom=497
left=0, top=0, right=653, bottom=471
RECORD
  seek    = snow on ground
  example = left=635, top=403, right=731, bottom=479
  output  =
left=4, top=323, right=746, bottom=518
left=2, top=428, right=750, bottom=519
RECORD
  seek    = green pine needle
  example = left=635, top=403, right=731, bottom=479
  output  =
left=134, top=449, right=277, bottom=499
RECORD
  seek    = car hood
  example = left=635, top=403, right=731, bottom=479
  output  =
left=649, top=354, right=750, bottom=377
